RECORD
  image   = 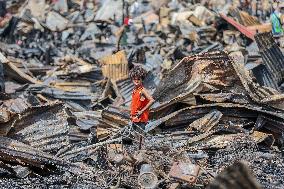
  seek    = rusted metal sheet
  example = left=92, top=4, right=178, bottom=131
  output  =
left=169, top=161, right=200, bottom=184
left=1, top=1, right=284, bottom=188
left=101, top=50, right=129, bottom=81
left=48, top=58, right=104, bottom=82
left=230, top=52, right=284, bottom=105
left=153, top=51, right=240, bottom=111
left=146, top=103, right=284, bottom=134
left=70, top=111, right=101, bottom=130
left=102, top=63, right=129, bottom=81
left=187, top=110, right=223, bottom=132
left=152, top=49, right=283, bottom=112
left=100, top=51, right=127, bottom=64
left=102, top=106, right=130, bottom=126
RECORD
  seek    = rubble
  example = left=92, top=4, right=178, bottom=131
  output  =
left=0, top=0, right=284, bottom=188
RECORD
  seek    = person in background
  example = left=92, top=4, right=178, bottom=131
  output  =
left=129, top=66, right=154, bottom=148
left=271, top=1, right=283, bottom=35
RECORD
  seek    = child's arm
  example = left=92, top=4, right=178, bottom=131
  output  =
left=135, top=88, right=154, bottom=117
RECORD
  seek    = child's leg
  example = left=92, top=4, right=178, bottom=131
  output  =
left=136, top=123, right=146, bottom=150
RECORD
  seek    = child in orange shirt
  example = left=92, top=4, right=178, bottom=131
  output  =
left=129, top=66, right=154, bottom=132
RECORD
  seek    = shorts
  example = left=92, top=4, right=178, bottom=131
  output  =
left=132, top=122, right=147, bottom=131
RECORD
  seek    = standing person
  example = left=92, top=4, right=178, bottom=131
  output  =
left=271, top=2, right=283, bottom=35
left=129, top=66, right=154, bottom=146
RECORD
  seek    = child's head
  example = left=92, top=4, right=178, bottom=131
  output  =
left=129, top=66, right=147, bottom=86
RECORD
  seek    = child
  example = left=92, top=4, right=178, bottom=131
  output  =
left=129, top=66, right=154, bottom=132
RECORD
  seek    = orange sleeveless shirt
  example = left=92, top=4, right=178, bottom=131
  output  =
left=130, top=86, right=150, bottom=123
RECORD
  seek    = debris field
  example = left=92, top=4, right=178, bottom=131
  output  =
left=0, top=0, right=284, bottom=189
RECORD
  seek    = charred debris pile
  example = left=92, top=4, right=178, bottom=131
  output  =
left=0, top=0, right=284, bottom=188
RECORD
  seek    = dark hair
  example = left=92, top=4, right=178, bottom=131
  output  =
left=129, top=66, right=147, bottom=80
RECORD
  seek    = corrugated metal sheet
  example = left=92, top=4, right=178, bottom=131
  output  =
left=255, top=32, right=284, bottom=90
left=252, top=64, right=279, bottom=89
left=102, top=63, right=129, bottom=81
left=116, top=78, right=134, bottom=106
left=153, top=51, right=239, bottom=104
left=101, top=50, right=129, bottom=81
left=10, top=104, right=69, bottom=154
left=100, top=50, right=127, bottom=65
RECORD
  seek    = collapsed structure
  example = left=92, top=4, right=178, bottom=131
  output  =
left=0, top=0, right=284, bottom=189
